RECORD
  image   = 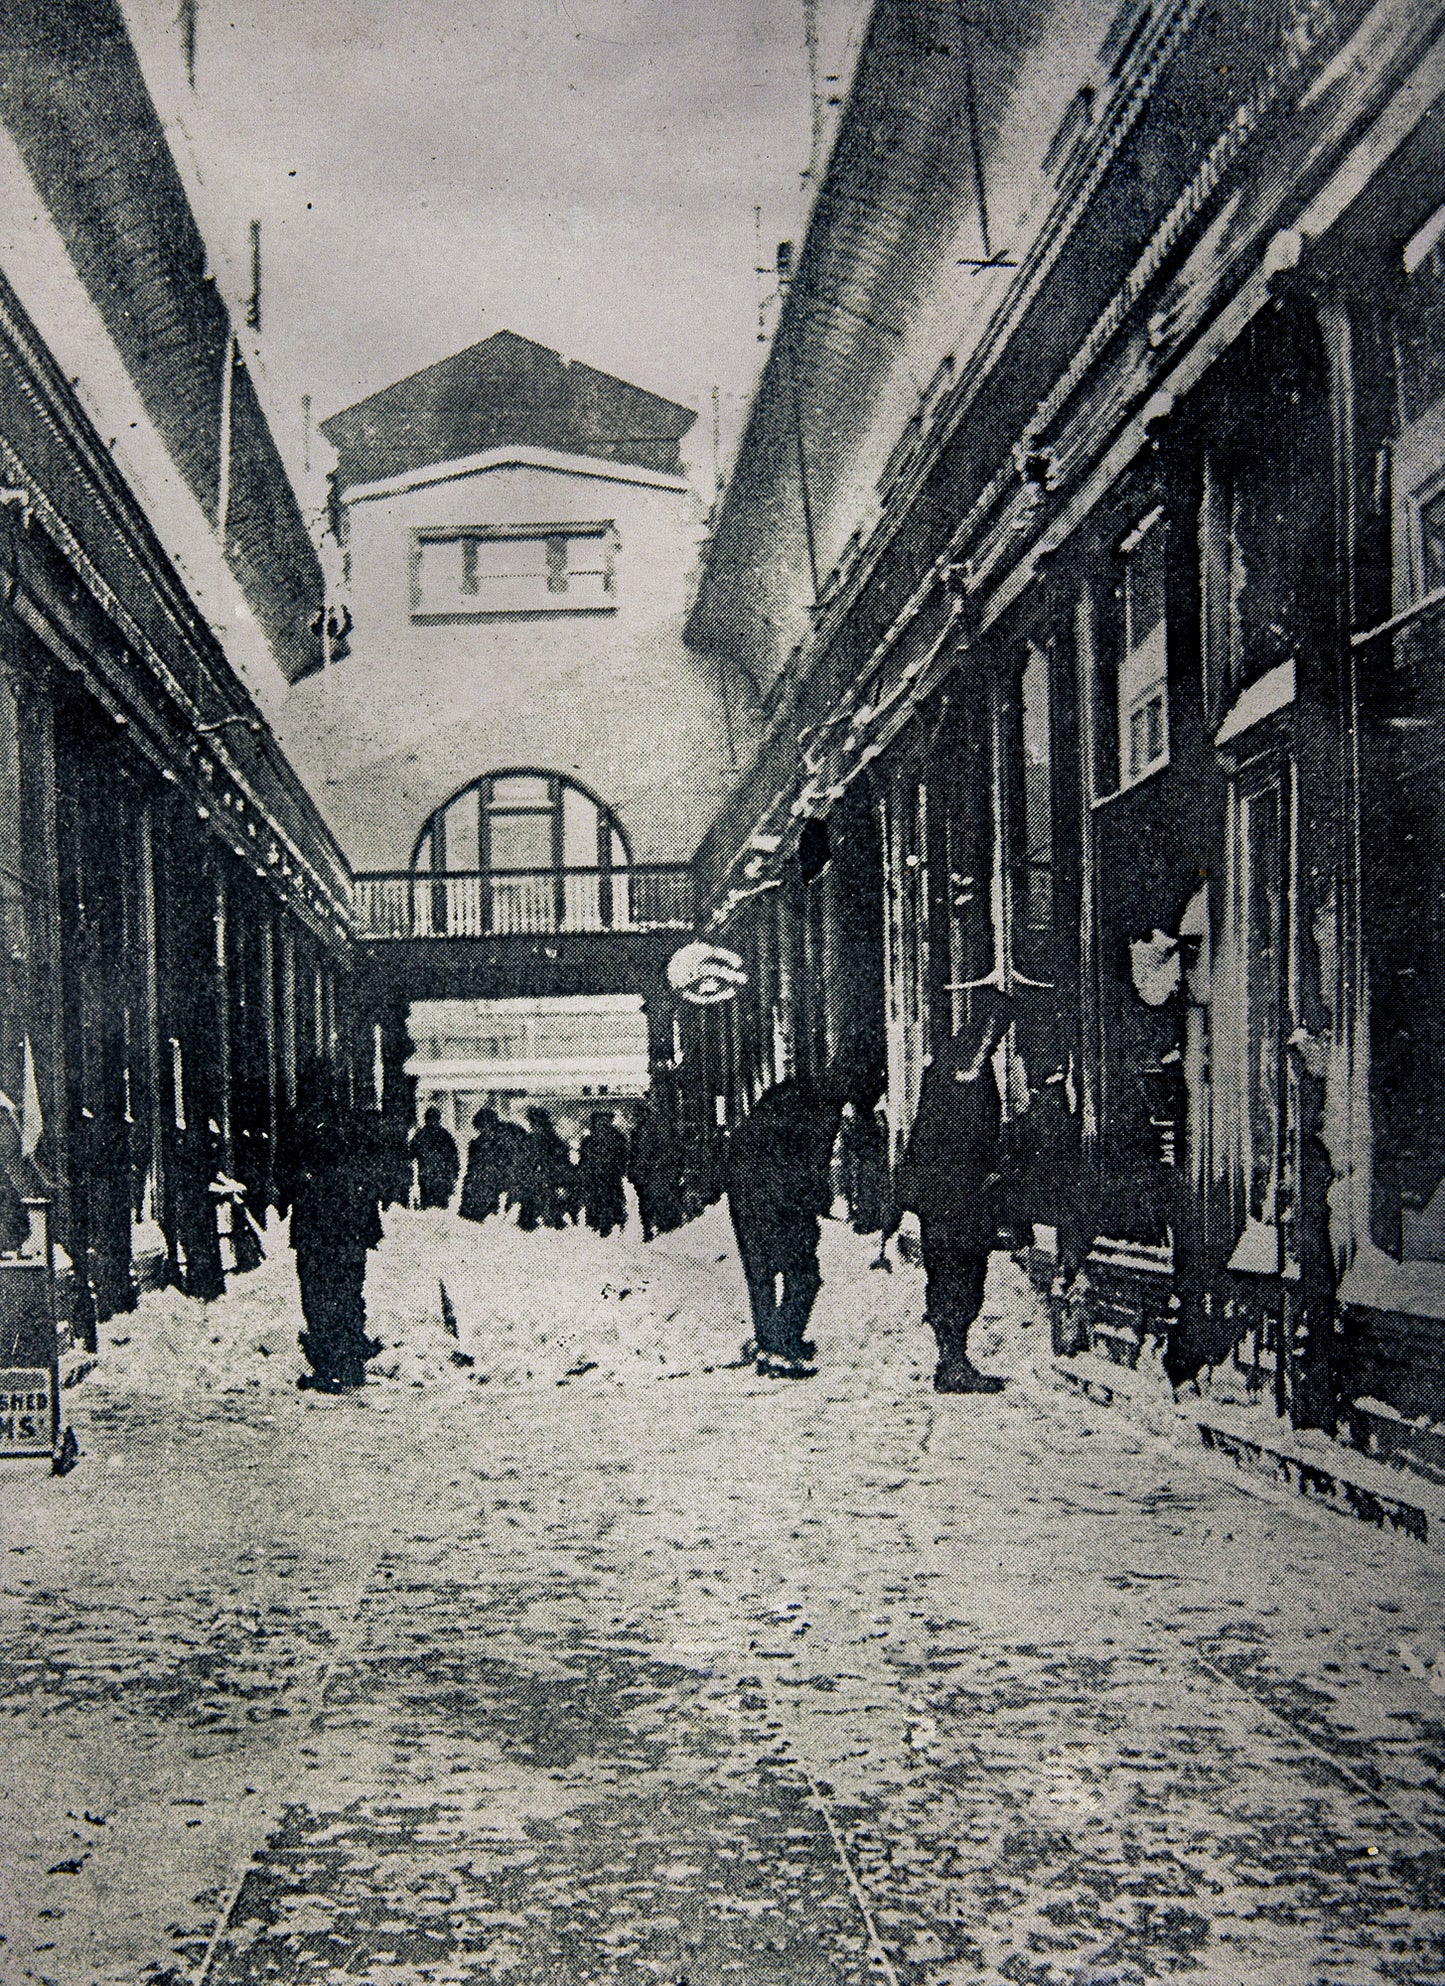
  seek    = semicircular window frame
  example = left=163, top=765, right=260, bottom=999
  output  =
left=411, top=769, right=631, bottom=936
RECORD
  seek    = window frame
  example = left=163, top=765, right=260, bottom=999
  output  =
left=1394, top=406, right=1445, bottom=613
left=409, top=520, right=619, bottom=621
left=1116, top=505, right=1170, bottom=791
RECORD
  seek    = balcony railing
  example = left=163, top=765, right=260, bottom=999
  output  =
left=353, top=865, right=696, bottom=939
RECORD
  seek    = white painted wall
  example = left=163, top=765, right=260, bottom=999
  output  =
left=280, top=448, right=738, bottom=868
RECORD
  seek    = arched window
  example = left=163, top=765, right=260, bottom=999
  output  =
left=412, top=770, right=631, bottom=934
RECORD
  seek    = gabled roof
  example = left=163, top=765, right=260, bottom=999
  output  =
left=322, top=331, right=695, bottom=489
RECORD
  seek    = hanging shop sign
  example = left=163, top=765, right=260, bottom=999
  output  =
left=0, top=1198, right=60, bottom=1464
left=667, top=941, right=748, bottom=1006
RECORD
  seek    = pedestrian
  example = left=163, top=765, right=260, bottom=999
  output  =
left=515, top=1106, right=569, bottom=1231
left=458, top=1107, right=506, bottom=1223
left=409, top=1105, right=459, bottom=1210
left=291, top=1113, right=383, bottom=1392
left=840, top=1074, right=888, bottom=1234
left=876, top=995, right=1012, bottom=1393
left=579, top=1109, right=629, bottom=1236
left=173, top=1115, right=227, bottom=1302
left=725, top=1075, right=842, bottom=1377
left=627, top=1100, right=682, bottom=1240
left=498, top=1112, right=528, bottom=1217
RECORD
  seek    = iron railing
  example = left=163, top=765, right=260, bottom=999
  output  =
left=353, top=865, right=695, bottom=939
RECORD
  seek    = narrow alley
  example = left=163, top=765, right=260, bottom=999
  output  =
left=2, top=1208, right=1443, bottom=1986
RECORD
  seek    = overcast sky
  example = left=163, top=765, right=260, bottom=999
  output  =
left=125, top=0, right=870, bottom=489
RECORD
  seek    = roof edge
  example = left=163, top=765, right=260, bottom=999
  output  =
left=341, top=444, right=694, bottom=506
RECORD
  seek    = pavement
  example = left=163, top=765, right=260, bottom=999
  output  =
left=1, top=1203, right=1444, bottom=1986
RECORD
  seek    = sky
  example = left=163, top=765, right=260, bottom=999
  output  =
left=123, top=0, right=872, bottom=493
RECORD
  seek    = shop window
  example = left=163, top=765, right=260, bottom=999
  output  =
left=1202, top=438, right=1317, bottom=724
left=1240, top=780, right=1284, bottom=1229
left=1397, top=203, right=1445, bottom=430
left=1395, top=432, right=1445, bottom=612
left=412, top=524, right=616, bottom=618
left=1005, top=642, right=1055, bottom=988
left=1364, top=228, right=1445, bottom=1261
left=882, top=774, right=930, bottom=1137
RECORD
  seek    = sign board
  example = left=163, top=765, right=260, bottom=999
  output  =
left=0, top=1369, right=54, bottom=1454
left=0, top=1201, right=59, bottom=1463
left=667, top=942, right=748, bottom=1006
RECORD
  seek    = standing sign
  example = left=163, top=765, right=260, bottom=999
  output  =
left=0, top=1199, right=59, bottom=1462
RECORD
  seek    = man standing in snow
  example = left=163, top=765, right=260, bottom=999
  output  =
left=579, top=1110, right=628, bottom=1236
left=459, top=1107, right=506, bottom=1223
left=877, top=994, right=1013, bottom=1393
left=627, top=1100, right=682, bottom=1241
left=292, top=1111, right=384, bottom=1392
left=409, top=1105, right=459, bottom=1210
left=725, top=1075, right=842, bottom=1378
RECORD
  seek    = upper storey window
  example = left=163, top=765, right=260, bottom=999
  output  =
left=411, top=523, right=617, bottom=619
left=1117, top=506, right=1169, bottom=788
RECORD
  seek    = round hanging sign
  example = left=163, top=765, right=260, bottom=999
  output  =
left=667, top=941, right=748, bottom=1005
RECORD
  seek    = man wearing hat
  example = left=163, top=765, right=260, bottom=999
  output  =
left=878, top=993, right=1013, bottom=1393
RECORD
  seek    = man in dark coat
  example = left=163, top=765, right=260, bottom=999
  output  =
left=410, top=1106, right=459, bottom=1210
left=579, top=1110, right=628, bottom=1236
left=292, top=1114, right=384, bottom=1392
left=458, top=1107, right=506, bottom=1223
left=725, top=1077, right=841, bottom=1377
left=879, top=997, right=1012, bottom=1393
left=627, top=1101, right=682, bottom=1241
left=516, top=1106, right=570, bottom=1230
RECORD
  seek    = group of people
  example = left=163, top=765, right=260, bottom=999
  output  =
left=371, top=991, right=1024, bottom=1399
left=724, top=993, right=1021, bottom=1391
left=408, top=1099, right=686, bottom=1240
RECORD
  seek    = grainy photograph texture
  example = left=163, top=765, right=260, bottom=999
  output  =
left=0, top=0, right=1442, bottom=1981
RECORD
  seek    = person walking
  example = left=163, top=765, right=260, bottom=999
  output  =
left=725, top=1076, right=841, bottom=1378
left=578, top=1109, right=628, bottom=1237
left=291, top=1113, right=384, bottom=1392
left=840, top=1075, right=888, bottom=1234
left=458, top=1107, right=506, bottom=1223
left=627, top=1101, right=682, bottom=1241
left=515, top=1106, right=569, bottom=1231
left=409, top=1105, right=459, bottom=1210
left=877, top=996, right=1013, bottom=1393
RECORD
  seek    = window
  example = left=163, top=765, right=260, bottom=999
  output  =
left=1395, top=439, right=1445, bottom=611
left=1118, top=507, right=1168, bottom=786
left=1203, top=451, right=1311, bottom=717
left=1240, top=779, right=1284, bottom=1229
left=412, top=524, right=617, bottom=618
left=1020, top=644, right=1054, bottom=936
left=1363, top=231, right=1445, bottom=1264
left=412, top=770, right=630, bottom=936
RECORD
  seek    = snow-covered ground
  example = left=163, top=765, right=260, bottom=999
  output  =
left=7, top=1205, right=1443, bottom=1986
left=95, top=1196, right=1043, bottom=1401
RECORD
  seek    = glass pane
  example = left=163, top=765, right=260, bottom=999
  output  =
left=442, top=785, right=480, bottom=871
left=1243, top=785, right=1283, bottom=1224
left=562, top=782, right=600, bottom=866
left=415, top=536, right=465, bottom=613
left=490, top=775, right=551, bottom=806
left=473, top=536, right=549, bottom=582
left=1421, top=486, right=1445, bottom=595
left=1125, top=523, right=1166, bottom=657
left=489, top=812, right=553, bottom=871
left=1020, top=646, right=1052, bottom=934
